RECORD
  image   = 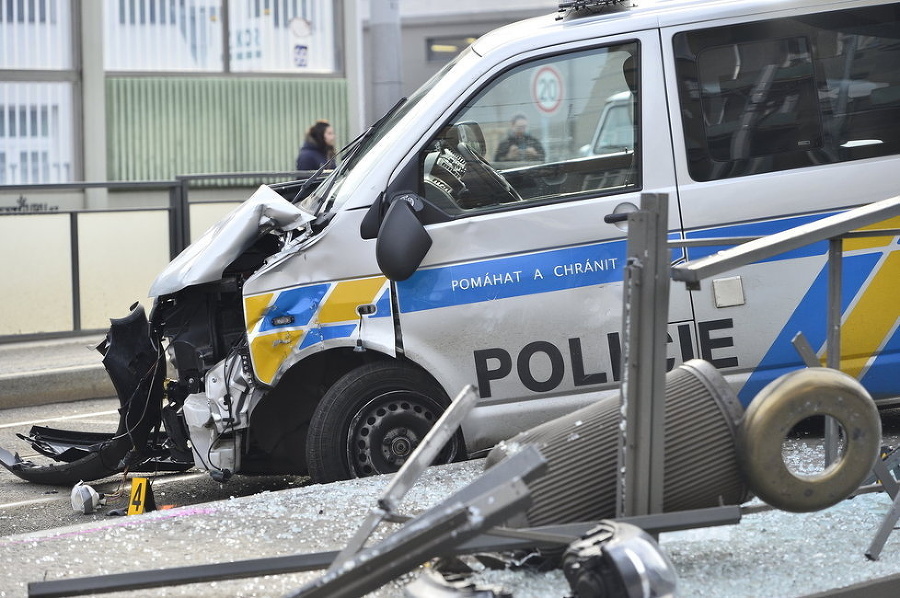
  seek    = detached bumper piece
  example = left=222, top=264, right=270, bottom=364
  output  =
left=0, top=304, right=187, bottom=485
left=13, top=425, right=190, bottom=471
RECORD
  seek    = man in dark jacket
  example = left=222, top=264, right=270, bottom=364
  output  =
left=494, top=114, right=545, bottom=162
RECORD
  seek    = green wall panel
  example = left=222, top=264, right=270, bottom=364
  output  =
left=107, top=77, right=349, bottom=181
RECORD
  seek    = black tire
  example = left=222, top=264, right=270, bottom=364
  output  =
left=305, top=361, right=465, bottom=483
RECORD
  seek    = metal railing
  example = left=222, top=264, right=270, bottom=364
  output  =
left=618, top=192, right=900, bottom=518
left=0, top=171, right=314, bottom=341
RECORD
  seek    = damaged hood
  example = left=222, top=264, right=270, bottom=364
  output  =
left=150, top=185, right=315, bottom=297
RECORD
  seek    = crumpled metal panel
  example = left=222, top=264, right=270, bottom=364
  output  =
left=149, top=185, right=314, bottom=297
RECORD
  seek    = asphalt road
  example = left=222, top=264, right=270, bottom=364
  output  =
left=0, top=397, right=311, bottom=537
left=5, top=396, right=900, bottom=540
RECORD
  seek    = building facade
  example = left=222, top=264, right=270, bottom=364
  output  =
left=0, top=0, right=557, bottom=186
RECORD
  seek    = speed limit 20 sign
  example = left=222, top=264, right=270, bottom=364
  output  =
left=532, top=66, right=563, bottom=114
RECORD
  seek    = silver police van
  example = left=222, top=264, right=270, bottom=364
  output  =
left=3, top=0, right=899, bottom=486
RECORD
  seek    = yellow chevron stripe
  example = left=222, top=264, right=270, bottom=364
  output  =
left=839, top=251, right=900, bottom=378
left=317, top=277, right=386, bottom=324
left=844, top=216, right=900, bottom=251
left=250, top=329, right=305, bottom=385
left=244, top=292, right=274, bottom=333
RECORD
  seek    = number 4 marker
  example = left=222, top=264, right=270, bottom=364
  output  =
left=127, top=477, right=157, bottom=515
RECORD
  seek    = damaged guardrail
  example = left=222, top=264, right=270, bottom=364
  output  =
left=665, top=192, right=900, bottom=559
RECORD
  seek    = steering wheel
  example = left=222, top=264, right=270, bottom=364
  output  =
left=422, top=140, right=468, bottom=212
left=452, top=123, right=522, bottom=207
left=455, top=141, right=522, bottom=207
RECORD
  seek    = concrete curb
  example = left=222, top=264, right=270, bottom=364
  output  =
left=0, top=364, right=116, bottom=409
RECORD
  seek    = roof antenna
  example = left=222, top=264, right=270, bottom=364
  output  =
left=558, top=0, right=631, bottom=20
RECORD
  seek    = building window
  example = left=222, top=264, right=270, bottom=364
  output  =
left=102, top=0, right=337, bottom=73
left=0, top=0, right=70, bottom=69
left=230, top=0, right=335, bottom=72
left=117, top=0, right=178, bottom=25
left=0, top=104, right=52, bottom=139
left=1, top=0, right=57, bottom=24
left=427, top=35, right=478, bottom=63
left=105, top=0, right=224, bottom=71
left=0, top=83, right=74, bottom=183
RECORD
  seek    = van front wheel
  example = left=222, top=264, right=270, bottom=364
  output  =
left=305, top=362, right=464, bottom=483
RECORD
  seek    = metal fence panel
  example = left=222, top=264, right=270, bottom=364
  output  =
left=0, top=213, right=73, bottom=335
left=77, top=210, right=171, bottom=330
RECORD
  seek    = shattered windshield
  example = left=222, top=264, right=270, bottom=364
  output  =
left=299, top=49, right=471, bottom=216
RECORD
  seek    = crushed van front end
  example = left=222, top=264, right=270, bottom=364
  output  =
left=0, top=185, right=314, bottom=484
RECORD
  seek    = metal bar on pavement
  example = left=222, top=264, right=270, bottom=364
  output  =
left=379, top=385, right=477, bottom=513
left=871, top=459, right=900, bottom=500
left=866, top=493, right=900, bottom=561
left=28, top=551, right=340, bottom=598
left=285, top=504, right=488, bottom=598
left=28, top=501, right=740, bottom=597
left=825, top=237, right=843, bottom=466
left=618, top=193, right=669, bottom=518
left=285, top=444, right=547, bottom=598
left=791, top=332, right=820, bottom=367
left=452, top=504, right=744, bottom=550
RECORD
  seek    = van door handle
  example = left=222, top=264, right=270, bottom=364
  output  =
left=604, top=201, right=639, bottom=226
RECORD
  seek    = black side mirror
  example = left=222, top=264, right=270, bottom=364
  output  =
left=360, top=192, right=385, bottom=240
left=361, top=188, right=452, bottom=241
left=375, top=193, right=433, bottom=281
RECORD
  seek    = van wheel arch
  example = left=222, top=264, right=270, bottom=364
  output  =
left=244, top=348, right=380, bottom=474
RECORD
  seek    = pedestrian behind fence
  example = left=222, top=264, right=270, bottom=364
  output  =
left=296, top=120, right=336, bottom=171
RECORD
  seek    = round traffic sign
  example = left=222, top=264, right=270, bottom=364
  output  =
left=532, top=66, right=563, bottom=114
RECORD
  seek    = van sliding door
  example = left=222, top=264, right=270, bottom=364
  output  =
left=664, top=3, right=900, bottom=407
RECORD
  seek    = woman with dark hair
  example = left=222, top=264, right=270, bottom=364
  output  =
left=296, top=120, right=336, bottom=171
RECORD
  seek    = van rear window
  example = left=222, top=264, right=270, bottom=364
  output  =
left=674, top=3, right=900, bottom=182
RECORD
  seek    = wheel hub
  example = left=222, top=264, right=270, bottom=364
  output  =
left=385, top=429, right=415, bottom=459
left=349, top=391, right=456, bottom=477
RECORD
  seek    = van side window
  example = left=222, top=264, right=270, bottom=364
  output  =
left=420, top=42, right=639, bottom=214
left=675, top=4, right=900, bottom=182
